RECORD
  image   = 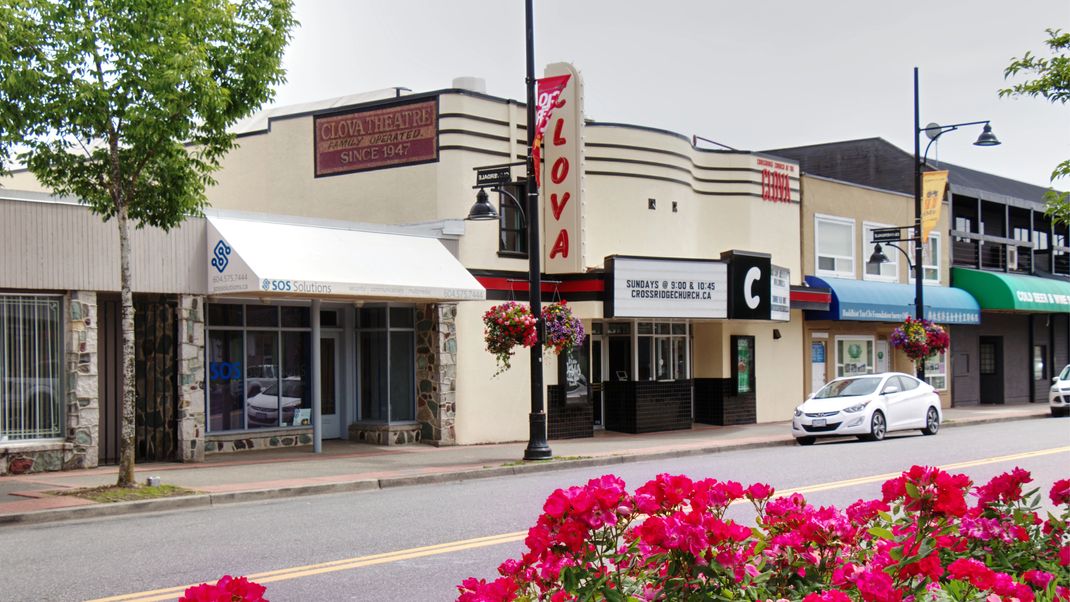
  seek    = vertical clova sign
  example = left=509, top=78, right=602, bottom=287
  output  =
left=541, top=63, right=585, bottom=274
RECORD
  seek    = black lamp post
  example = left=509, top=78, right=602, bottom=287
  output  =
left=911, top=66, right=1000, bottom=379
left=466, top=0, right=552, bottom=461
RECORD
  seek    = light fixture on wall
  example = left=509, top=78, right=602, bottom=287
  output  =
left=773, top=329, right=782, bottom=340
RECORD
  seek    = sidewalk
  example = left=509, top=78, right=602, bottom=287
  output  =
left=0, top=404, right=1052, bottom=526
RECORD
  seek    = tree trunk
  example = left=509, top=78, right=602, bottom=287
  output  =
left=116, top=205, right=137, bottom=487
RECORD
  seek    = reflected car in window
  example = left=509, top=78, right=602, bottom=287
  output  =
left=246, top=378, right=306, bottom=426
left=791, top=372, right=942, bottom=445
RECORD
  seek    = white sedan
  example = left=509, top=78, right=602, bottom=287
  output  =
left=1050, top=364, right=1070, bottom=417
left=792, top=372, right=942, bottom=445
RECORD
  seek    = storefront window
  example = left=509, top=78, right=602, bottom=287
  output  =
left=207, top=303, right=311, bottom=432
left=910, top=233, right=941, bottom=283
left=1033, top=345, right=1047, bottom=381
left=0, top=295, right=63, bottom=441
left=621, top=320, right=689, bottom=381
left=498, top=184, right=527, bottom=257
left=358, top=305, right=415, bottom=422
left=835, top=336, right=874, bottom=377
left=925, top=350, right=947, bottom=391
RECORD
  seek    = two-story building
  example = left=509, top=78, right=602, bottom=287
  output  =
left=770, top=138, right=1070, bottom=407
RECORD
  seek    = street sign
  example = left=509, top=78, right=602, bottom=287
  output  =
left=871, top=227, right=907, bottom=243
left=476, top=166, right=513, bottom=187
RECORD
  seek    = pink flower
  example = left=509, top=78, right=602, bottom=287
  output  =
left=180, top=575, right=267, bottom=602
left=745, top=482, right=775, bottom=502
left=1050, top=478, right=1070, bottom=506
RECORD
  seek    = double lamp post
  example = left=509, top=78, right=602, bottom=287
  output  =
left=868, top=67, right=1000, bottom=379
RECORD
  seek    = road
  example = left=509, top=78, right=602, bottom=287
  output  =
left=1, top=419, right=1067, bottom=602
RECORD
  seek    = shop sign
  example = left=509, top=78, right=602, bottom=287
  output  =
left=605, top=257, right=727, bottom=319
left=756, top=157, right=797, bottom=203
left=542, top=63, right=585, bottom=274
left=770, top=265, right=791, bottom=321
left=727, top=252, right=771, bottom=320
left=313, top=97, right=438, bottom=177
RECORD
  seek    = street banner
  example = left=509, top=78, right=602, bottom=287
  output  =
left=531, top=74, right=571, bottom=187
left=921, top=170, right=948, bottom=241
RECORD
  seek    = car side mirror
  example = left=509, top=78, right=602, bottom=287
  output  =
left=1054, top=377, right=1059, bottom=383
left=248, top=384, right=261, bottom=397
left=882, top=385, right=899, bottom=395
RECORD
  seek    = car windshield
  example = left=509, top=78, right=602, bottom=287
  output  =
left=814, top=376, right=882, bottom=399
left=1060, top=365, right=1070, bottom=381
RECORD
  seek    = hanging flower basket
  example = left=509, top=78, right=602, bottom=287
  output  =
left=890, top=316, right=950, bottom=362
left=542, top=300, right=585, bottom=355
left=483, top=301, right=538, bottom=376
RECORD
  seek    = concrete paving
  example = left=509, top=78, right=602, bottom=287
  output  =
left=0, top=403, right=1055, bottom=526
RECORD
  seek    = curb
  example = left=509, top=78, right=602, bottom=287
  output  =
left=0, top=411, right=1052, bottom=527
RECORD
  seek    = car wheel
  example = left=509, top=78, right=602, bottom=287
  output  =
left=921, top=407, right=940, bottom=436
left=796, top=436, right=816, bottom=446
left=862, top=411, right=886, bottom=441
left=1054, top=407, right=1069, bottom=418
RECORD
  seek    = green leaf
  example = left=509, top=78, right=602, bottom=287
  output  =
left=868, top=526, right=896, bottom=540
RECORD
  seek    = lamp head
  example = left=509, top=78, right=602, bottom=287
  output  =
left=466, top=188, right=498, bottom=221
left=868, top=244, right=890, bottom=265
left=973, top=123, right=1001, bottom=147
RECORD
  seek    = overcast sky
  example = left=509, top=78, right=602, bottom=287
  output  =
left=273, top=0, right=1068, bottom=188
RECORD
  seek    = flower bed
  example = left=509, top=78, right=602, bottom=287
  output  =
left=458, top=467, right=1069, bottom=601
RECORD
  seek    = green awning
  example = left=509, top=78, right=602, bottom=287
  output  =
left=951, top=268, right=1070, bottom=313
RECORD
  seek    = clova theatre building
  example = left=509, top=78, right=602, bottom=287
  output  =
left=0, top=63, right=1056, bottom=474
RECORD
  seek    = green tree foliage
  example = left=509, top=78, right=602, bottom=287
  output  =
left=1000, top=28, right=1070, bottom=224
left=0, top=0, right=295, bottom=485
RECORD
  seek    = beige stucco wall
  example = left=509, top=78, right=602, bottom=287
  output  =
left=800, top=174, right=950, bottom=285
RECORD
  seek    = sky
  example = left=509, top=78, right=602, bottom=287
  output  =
left=272, top=0, right=1069, bottom=188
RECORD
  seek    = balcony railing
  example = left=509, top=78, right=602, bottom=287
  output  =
left=951, top=230, right=1070, bottom=277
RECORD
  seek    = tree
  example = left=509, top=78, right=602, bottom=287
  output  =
left=0, top=0, right=296, bottom=486
left=1000, top=28, right=1070, bottom=224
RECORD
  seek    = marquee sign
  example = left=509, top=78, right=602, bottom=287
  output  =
left=314, top=97, right=439, bottom=177
left=605, top=256, right=728, bottom=319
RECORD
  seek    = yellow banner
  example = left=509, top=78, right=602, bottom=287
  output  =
left=921, top=170, right=948, bottom=241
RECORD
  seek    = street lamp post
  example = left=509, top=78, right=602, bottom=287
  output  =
left=466, top=0, right=552, bottom=461
left=912, top=66, right=1000, bottom=379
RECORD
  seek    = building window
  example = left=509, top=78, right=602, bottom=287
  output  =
left=1034, top=345, right=1047, bottom=381
left=979, top=343, right=997, bottom=375
left=206, top=303, right=311, bottom=432
left=835, top=336, right=874, bottom=377
left=815, top=215, right=855, bottom=278
left=358, top=305, right=415, bottom=422
left=924, top=349, right=947, bottom=391
left=910, top=232, right=941, bottom=284
left=0, top=295, right=63, bottom=441
left=863, top=222, right=898, bottom=281
left=635, top=321, right=689, bottom=381
left=498, top=184, right=527, bottom=257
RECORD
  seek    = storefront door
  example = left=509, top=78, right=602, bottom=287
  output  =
left=320, top=332, right=343, bottom=439
left=979, top=336, right=1004, bottom=404
left=591, top=338, right=604, bottom=426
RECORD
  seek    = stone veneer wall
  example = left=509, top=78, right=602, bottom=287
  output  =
left=176, top=295, right=206, bottom=462
left=415, top=303, right=457, bottom=445
left=206, top=429, right=313, bottom=454
left=1, top=291, right=98, bottom=475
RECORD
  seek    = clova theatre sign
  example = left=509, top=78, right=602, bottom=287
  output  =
left=313, top=96, right=439, bottom=176
left=603, top=253, right=790, bottom=321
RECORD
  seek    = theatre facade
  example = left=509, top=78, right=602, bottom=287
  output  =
left=1, top=65, right=827, bottom=473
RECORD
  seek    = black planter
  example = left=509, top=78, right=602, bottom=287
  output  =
left=603, top=380, right=692, bottom=434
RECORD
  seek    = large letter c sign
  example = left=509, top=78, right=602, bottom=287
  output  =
left=744, top=267, right=762, bottom=309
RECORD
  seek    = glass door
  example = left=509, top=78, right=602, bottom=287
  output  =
left=591, top=337, right=603, bottom=425
left=320, top=332, right=343, bottom=438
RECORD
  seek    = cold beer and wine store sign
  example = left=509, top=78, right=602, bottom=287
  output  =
left=314, top=98, right=439, bottom=177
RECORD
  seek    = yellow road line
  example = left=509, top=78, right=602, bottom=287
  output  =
left=88, top=445, right=1070, bottom=602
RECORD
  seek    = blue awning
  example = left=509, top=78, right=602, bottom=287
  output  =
left=804, top=276, right=980, bottom=324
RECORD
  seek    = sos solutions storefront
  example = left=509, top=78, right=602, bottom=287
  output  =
left=201, top=215, right=485, bottom=453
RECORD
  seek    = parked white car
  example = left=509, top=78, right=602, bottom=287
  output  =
left=792, top=372, right=942, bottom=445
left=1049, top=364, right=1070, bottom=417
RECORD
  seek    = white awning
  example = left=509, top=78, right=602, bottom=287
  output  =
left=206, top=216, right=485, bottom=301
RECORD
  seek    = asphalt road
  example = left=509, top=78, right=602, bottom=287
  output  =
left=1, top=418, right=1068, bottom=602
